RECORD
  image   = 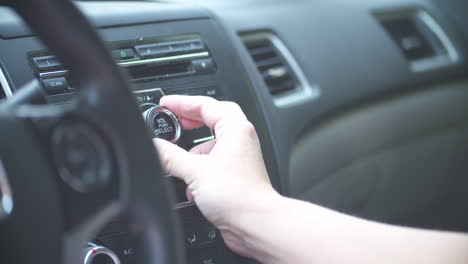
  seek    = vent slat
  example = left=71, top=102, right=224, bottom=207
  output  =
left=252, top=51, right=277, bottom=62
left=255, top=56, right=283, bottom=65
left=266, top=75, right=292, bottom=87
left=247, top=46, right=276, bottom=57
left=256, top=57, right=283, bottom=71
left=248, top=45, right=278, bottom=62
left=244, top=38, right=271, bottom=49
left=269, top=79, right=296, bottom=94
left=263, top=66, right=290, bottom=82
left=242, top=35, right=297, bottom=94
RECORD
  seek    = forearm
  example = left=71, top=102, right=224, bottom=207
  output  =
left=234, top=194, right=468, bottom=264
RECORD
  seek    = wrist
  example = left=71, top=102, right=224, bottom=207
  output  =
left=227, top=194, right=326, bottom=264
left=221, top=188, right=286, bottom=262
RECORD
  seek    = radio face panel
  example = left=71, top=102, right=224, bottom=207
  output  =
left=27, top=34, right=223, bottom=151
left=27, top=34, right=217, bottom=96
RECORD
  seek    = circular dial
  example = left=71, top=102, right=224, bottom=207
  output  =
left=142, top=105, right=181, bottom=143
left=83, top=244, right=120, bottom=264
left=51, top=120, right=112, bottom=192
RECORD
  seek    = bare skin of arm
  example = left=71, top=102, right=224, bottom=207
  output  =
left=154, top=95, right=468, bottom=264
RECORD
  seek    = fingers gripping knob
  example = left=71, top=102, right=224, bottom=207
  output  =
left=142, top=105, right=181, bottom=143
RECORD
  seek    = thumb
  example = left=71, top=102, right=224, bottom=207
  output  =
left=153, top=138, right=199, bottom=183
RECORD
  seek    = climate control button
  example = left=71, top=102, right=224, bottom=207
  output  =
left=142, top=105, right=181, bottom=143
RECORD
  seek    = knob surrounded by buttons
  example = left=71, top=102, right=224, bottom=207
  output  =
left=142, top=104, right=181, bottom=143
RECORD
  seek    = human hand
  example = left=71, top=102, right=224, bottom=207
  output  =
left=153, top=95, right=280, bottom=257
left=157, top=96, right=468, bottom=264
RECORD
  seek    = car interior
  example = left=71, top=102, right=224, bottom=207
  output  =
left=0, top=0, right=467, bottom=263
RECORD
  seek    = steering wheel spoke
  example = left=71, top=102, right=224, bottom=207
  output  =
left=2, top=79, right=46, bottom=108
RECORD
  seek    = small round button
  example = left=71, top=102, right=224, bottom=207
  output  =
left=142, top=105, right=181, bottom=143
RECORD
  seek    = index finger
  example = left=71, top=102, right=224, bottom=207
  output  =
left=159, top=95, right=248, bottom=130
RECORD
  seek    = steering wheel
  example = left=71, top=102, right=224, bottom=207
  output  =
left=0, top=0, right=184, bottom=263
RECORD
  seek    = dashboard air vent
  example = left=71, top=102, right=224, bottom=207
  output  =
left=241, top=34, right=298, bottom=94
left=382, top=17, right=436, bottom=61
left=375, top=10, right=458, bottom=71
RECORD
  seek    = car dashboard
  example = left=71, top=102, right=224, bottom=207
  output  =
left=0, top=0, right=467, bottom=263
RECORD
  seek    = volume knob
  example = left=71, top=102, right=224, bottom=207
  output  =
left=142, top=105, right=181, bottom=143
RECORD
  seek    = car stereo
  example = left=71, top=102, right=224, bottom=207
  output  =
left=29, top=35, right=217, bottom=90
left=26, top=34, right=245, bottom=264
left=28, top=34, right=221, bottom=151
